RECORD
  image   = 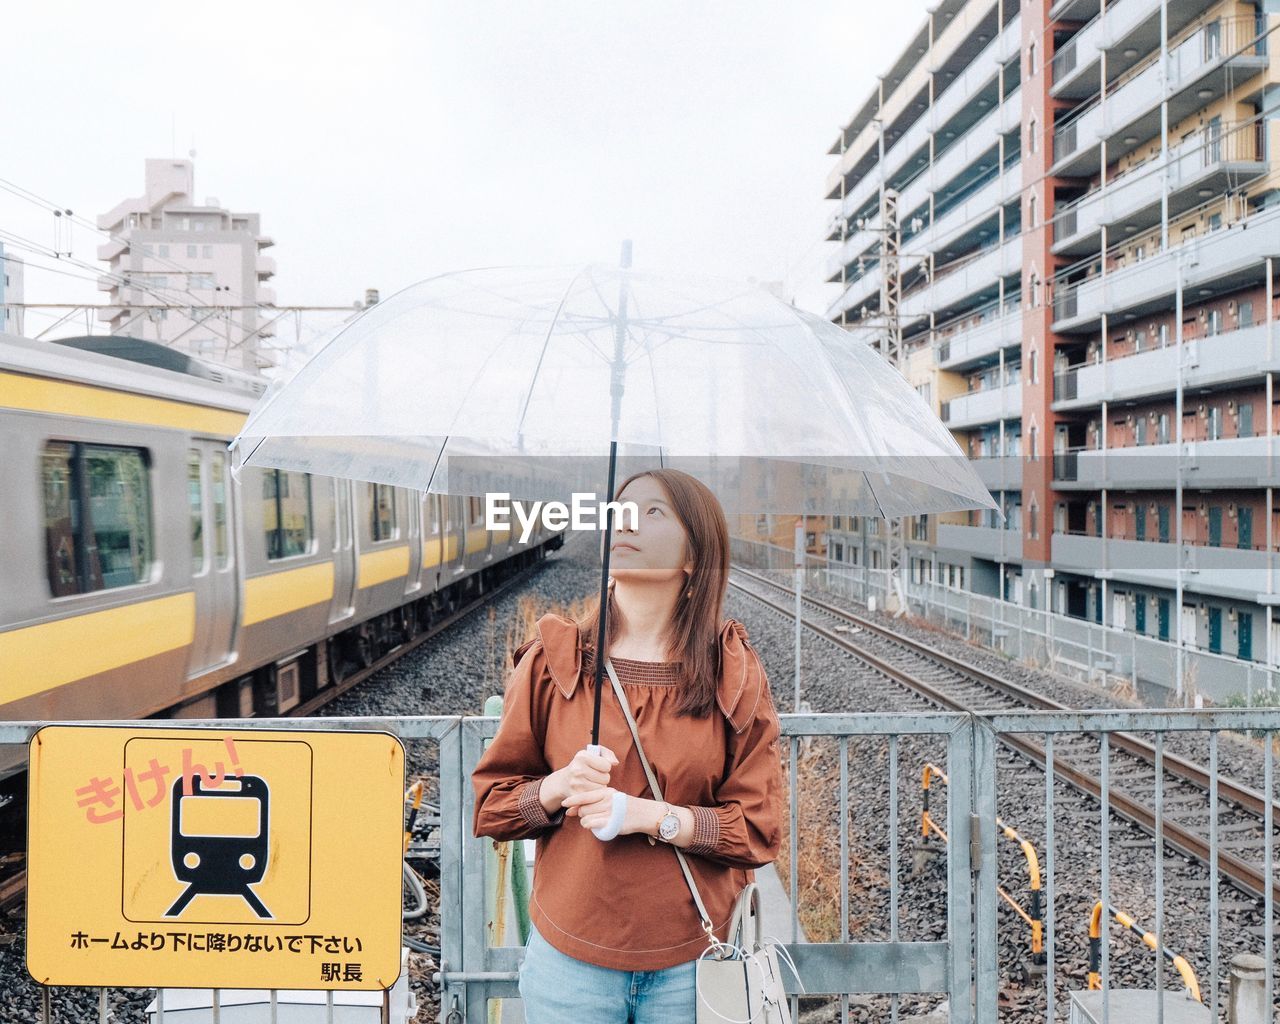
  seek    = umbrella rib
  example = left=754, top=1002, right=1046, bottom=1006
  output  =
left=515, top=264, right=592, bottom=438
left=424, top=434, right=451, bottom=495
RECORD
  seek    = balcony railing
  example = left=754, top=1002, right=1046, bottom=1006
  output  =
left=1053, top=120, right=1264, bottom=247
left=1051, top=17, right=1264, bottom=166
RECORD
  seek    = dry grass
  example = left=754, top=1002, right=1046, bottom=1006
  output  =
left=774, top=739, right=883, bottom=942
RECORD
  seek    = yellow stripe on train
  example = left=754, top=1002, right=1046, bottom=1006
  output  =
left=0, top=371, right=248, bottom=436
left=0, top=592, right=196, bottom=705
left=241, top=562, right=336, bottom=626
left=358, top=546, right=410, bottom=589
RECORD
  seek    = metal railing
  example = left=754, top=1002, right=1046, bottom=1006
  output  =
left=731, top=537, right=1280, bottom=705
left=6, top=705, right=1280, bottom=1023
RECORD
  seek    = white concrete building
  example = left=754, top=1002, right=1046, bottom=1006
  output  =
left=97, top=159, right=277, bottom=372
left=0, top=244, right=24, bottom=336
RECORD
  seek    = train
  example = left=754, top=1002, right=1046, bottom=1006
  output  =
left=0, top=330, right=563, bottom=746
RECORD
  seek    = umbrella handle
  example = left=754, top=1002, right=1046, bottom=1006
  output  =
left=588, top=780, right=627, bottom=842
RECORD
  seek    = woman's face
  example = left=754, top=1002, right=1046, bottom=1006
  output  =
left=601, top=476, right=693, bottom=586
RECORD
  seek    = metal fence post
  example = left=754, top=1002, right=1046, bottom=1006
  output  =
left=971, top=719, right=999, bottom=1024
left=946, top=719, right=976, bottom=1024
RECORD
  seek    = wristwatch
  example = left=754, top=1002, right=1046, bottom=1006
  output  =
left=656, top=804, right=681, bottom=844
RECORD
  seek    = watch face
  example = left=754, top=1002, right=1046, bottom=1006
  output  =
left=659, top=813, right=680, bottom=841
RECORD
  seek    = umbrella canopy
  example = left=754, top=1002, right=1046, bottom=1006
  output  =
left=229, top=263, right=996, bottom=519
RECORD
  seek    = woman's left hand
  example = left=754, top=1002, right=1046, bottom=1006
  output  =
left=562, top=789, right=654, bottom=836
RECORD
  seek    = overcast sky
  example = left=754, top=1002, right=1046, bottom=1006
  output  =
left=5, top=1, right=930, bottom=339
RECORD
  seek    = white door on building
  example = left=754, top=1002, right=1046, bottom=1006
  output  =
left=1181, top=604, right=1198, bottom=647
left=1112, top=593, right=1128, bottom=631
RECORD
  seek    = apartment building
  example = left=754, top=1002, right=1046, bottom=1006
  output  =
left=0, top=243, right=24, bottom=336
left=97, top=159, right=277, bottom=373
left=825, top=0, right=1280, bottom=671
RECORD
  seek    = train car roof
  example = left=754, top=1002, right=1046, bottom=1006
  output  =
left=0, top=331, right=265, bottom=414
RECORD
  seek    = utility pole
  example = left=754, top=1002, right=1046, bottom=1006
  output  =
left=880, top=184, right=908, bottom=614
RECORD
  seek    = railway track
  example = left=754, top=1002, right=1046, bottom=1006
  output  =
left=729, top=565, right=1280, bottom=907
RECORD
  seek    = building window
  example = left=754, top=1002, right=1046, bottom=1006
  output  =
left=1027, top=117, right=1038, bottom=156
left=43, top=442, right=153, bottom=596
left=187, top=244, right=197, bottom=259
left=264, top=469, right=314, bottom=559
left=158, top=244, right=169, bottom=258
left=370, top=483, right=399, bottom=541
left=188, top=450, right=204, bottom=574
left=1239, top=301, right=1254, bottom=327
left=202, top=245, right=213, bottom=259
left=1208, top=406, right=1223, bottom=440
left=1028, top=40, right=1037, bottom=78
left=1029, top=194, right=1037, bottom=229
left=211, top=453, right=229, bottom=569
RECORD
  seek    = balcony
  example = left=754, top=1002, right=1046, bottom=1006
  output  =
left=942, top=379, right=1022, bottom=430
left=1052, top=207, right=1280, bottom=333
left=1055, top=436, right=1280, bottom=491
left=1053, top=322, right=1277, bottom=410
left=937, top=309, right=1021, bottom=371
left=1051, top=17, right=1268, bottom=179
left=970, top=455, right=1022, bottom=492
left=1053, top=121, right=1266, bottom=256
left=1051, top=0, right=1170, bottom=100
left=1051, top=532, right=1278, bottom=602
left=919, top=171, right=1020, bottom=260
left=256, top=255, right=277, bottom=279
left=902, top=234, right=1021, bottom=320
left=97, top=239, right=128, bottom=262
left=838, top=18, right=1020, bottom=224
left=826, top=261, right=884, bottom=321
left=937, top=523, right=1023, bottom=562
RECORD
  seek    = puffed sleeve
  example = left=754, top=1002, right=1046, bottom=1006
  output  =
left=685, top=647, right=784, bottom=868
left=471, top=637, right=567, bottom=840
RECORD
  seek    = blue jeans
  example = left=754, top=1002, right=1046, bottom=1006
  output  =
left=518, top=924, right=696, bottom=1023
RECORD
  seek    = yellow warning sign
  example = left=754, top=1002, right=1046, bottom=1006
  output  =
left=26, top=726, right=405, bottom=990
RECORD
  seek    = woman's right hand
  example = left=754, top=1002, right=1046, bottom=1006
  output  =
left=541, top=745, right=619, bottom=815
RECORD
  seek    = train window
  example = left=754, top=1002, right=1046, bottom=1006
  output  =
left=211, top=453, right=229, bottom=569
left=426, top=494, right=441, bottom=534
left=42, top=441, right=153, bottom=596
left=370, top=483, right=398, bottom=541
left=263, top=469, right=313, bottom=559
left=188, top=451, right=205, bottom=574
left=468, top=497, right=483, bottom=526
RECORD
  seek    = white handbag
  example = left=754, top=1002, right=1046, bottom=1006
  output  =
left=603, top=658, right=801, bottom=1024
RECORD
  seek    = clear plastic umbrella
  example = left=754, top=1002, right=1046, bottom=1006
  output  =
left=230, top=262, right=994, bottom=517
left=229, top=255, right=996, bottom=773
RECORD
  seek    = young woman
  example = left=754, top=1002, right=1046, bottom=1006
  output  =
left=471, top=468, right=785, bottom=1023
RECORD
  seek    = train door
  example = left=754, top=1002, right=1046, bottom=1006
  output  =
left=187, top=441, right=238, bottom=679
left=405, top=489, right=423, bottom=596
left=329, top=478, right=357, bottom=624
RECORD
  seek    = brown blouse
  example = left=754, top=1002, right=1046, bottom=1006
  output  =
left=471, top=612, right=785, bottom=970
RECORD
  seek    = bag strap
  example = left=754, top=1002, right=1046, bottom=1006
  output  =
left=603, top=657, right=718, bottom=942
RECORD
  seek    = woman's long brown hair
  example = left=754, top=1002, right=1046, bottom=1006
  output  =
left=576, top=468, right=730, bottom=717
